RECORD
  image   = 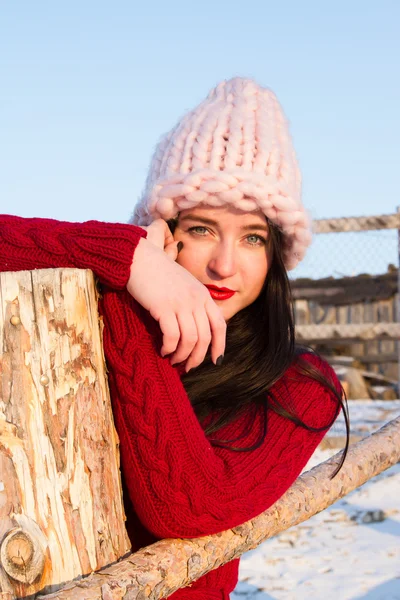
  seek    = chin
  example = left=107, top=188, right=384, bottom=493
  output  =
left=217, top=304, right=238, bottom=321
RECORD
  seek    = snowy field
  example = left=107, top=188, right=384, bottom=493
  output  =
left=232, top=401, right=400, bottom=600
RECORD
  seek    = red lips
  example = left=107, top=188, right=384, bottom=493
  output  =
left=204, top=285, right=236, bottom=300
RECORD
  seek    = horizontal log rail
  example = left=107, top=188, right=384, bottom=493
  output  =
left=37, top=416, right=400, bottom=600
left=350, top=352, right=399, bottom=365
left=296, top=322, right=400, bottom=343
left=313, top=212, right=400, bottom=234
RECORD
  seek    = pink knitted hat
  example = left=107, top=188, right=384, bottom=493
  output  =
left=132, top=77, right=311, bottom=270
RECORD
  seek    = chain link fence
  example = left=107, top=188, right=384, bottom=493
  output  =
left=289, top=212, right=400, bottom=397
left=291, top=228, right=398, bottom=281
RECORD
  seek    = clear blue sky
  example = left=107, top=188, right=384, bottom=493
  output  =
left=0, top=1, right=399, bottom=276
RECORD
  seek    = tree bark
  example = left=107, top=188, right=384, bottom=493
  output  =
left=37, top=415, right=400, bottom=600
left=0, top=269, right=130, bottom=599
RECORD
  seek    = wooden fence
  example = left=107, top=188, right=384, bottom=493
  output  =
left=293, top=211, right=400, bottom=385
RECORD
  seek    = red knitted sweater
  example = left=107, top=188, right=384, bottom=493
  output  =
left=0, top=215, right=341, bottom=600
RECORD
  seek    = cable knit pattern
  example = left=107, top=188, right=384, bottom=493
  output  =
left=0, top=214, right=146, bottom=288
left=132, top=78, right=311, bottom=270
left=0, top=215, right=341, bottom=600
left=104, top=296, right=339, bottom=539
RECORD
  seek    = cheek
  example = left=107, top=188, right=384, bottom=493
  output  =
left=175, top=245, right=205, bottom=278
left=244, top=255, right=269, bottom=294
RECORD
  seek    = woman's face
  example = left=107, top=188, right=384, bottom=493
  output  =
left=173, top=205, right=272, bottom=321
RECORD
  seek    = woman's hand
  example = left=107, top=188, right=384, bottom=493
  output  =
left=128, top=220, right=226, bottom=371
left=139, top=219, right=179, bottom=260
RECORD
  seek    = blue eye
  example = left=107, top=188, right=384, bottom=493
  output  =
left=187, top=227, right=266, bottom=246
left=188, top=226, right=208, bottom=235
left=247, top=234, right=266, bottom=246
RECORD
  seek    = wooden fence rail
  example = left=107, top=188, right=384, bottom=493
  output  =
left=313, top=212, right=400, bottom=234
left=37, top=416, right=400, bottom=600
left=296, top=322, right=400, bottom=344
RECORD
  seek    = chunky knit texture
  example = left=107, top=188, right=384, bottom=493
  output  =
left=132, top=77, right=311, bottom=270
left=0, top=215, right=340, bottom=600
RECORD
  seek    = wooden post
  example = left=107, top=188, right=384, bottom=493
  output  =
left=0, top=269, right=130, bottom=599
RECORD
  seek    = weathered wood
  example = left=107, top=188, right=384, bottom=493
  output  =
left=0, top=270, right=130, bottom=599
left=294, top=299, right=309, bottom=325
left=359, top=370, right=398, bottom=386
left=349, top=303, right=364, bottom=357
left=291, top=270, right=397, bottom=305
left=351, top=352, right=398, bottom=365
left=334, top=366, right=371, bottom=400
left=292, top=216, right=400, bottom=384
left=296, top=322, right=400, bottom=343
left=378, top=298, right=395, bottom=358
left=366, top=301, right=380, bottom=358
left=36, top=416, right=400, bottom=600
left=370, top=386, right=398, bottom=401
left=313, top=213, right=400, bottom=234
left=0, top=527, right=45, bottom=585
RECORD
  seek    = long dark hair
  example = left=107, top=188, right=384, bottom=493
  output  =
left=168, top=218, right=350, bottom=478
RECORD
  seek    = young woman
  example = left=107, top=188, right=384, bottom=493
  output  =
left=0, top=78, right=348, bottom=600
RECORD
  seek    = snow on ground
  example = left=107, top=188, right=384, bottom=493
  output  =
left=232, top=401, right=400, bottom=600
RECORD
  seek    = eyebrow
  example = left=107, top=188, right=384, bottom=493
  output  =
left=180, top=214, right=269, bottom=232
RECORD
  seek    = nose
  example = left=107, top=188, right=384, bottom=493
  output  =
left=207, top=240, right=237, bottom=280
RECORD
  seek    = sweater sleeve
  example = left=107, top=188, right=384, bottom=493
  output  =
left=101, top=289, right=343, bottom=540
left=0, top=214, right=147, bottom=289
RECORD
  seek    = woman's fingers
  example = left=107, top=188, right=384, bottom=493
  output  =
left=206, top=299, right=227, bottom=366
left=164, top=240, right=180, bottom=261
left=144, top=219, right=180, bottom=260
left=158, top=314, right=181, bottom=358
left=183, top=308, right=212, bottom=372
left=159, top=302, right=225, bottom=370
left=169, top=312, right=199, bottom=366
left=144, top=219, right=175, bottom=250
left=168, top=301, right=226, bottom=371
